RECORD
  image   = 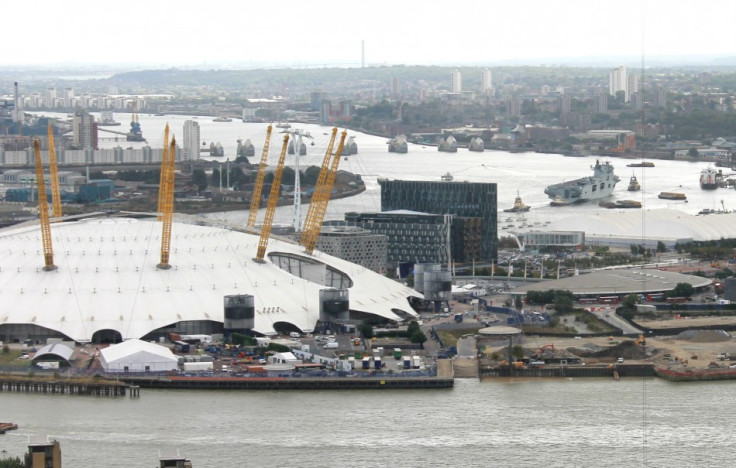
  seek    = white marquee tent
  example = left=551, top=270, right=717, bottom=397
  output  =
left=100, top=339, right=178, bottom=373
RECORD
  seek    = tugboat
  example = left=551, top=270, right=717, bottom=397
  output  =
left=627, top=173, right=641, bottom=191
left=544, top=160, right=619, bottom=204
left=503, top=191, right=531, bottom=212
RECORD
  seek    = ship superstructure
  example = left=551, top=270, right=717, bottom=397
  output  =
left=544, top=160, right=620, bottom=203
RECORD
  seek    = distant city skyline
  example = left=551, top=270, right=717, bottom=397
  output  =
left=6, top=0, right=736, bottom=69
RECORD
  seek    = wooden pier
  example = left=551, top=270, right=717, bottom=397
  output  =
left=0, top=378, right=132, bottom=397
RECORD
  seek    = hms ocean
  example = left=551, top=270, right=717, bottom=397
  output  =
left=544, top=159, right=620, bottom=204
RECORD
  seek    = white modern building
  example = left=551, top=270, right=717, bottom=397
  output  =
left=0, top=214, right=421, bottom=344
left=609, top=66, right=628, bottom=101
left=182, top=120, right=200, bottom=161
left=451, top=70, right=462, bottom=93
left=481, top=69, right=493, bottom=94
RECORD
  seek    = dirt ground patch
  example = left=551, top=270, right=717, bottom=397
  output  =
left=452, top=358, right=479, bottom=377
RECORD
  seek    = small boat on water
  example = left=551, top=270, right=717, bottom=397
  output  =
left=550, top=195, right=571, bottom=207
left=659, top=192, right=687, bottom=201
left=0, top=422, right=18, bottom=434
left=213, top=116, right=232, bottom=122
left=627, top=174, right=641, bottom=191
left=599, top=200, right=642, bottom=209
left=388, top=135, right=408, bottom=153
left=627, top=161, right=655, bottom=167
left=503, top=191, right=531, bottom=212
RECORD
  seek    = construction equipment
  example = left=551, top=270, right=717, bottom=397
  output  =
left=156, top=124, right=170, bottom=220
left=127, top=100, right=144, bottom=142
left=246, top=125, right=272, bottom=231
left=300, top=130, right=347, bottom=255
left=532, top=343, right=555, bottom=359
left=300, top=128, right=337, bottom=249
left=635, top=334, right=646, bottom=346
left=46, top=124, right=62, bottom=219
left=33, top=138, right=56, bottom=271
left=254, top=134, right=289, bottom=263
left=158, top=137, right=176, bottom=269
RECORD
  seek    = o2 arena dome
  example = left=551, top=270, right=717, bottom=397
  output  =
left=0, top=213, right=420, bottom=343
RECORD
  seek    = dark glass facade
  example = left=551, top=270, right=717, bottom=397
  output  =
left=378, top=179, right=497, bottom=262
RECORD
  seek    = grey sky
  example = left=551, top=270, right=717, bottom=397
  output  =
left=8, top=0, right=735, bottom=67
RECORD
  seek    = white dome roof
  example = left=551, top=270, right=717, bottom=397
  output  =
left=0, top=215, right=419, bottom=342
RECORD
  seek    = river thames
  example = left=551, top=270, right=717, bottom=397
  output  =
left=10, top=113, right=735, bottom=466
left=2, top=378, right=735, bottom=467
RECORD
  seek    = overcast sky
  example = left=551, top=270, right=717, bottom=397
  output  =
left=7, top=0, right=735, bottom=68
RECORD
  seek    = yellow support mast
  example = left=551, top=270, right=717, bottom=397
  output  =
left=156, top=124, right=170, bottom=220
left=300, top=127, right=337, bottom=247
left=247, top=125, right=273, bottom=232
left=33, top=139, right=56, bottom=271
left=254, top=134, right=289, bottom=263
left=302, top=130, right=347, bottom=255
left=158, top=137, right=176, bottom=269
left=47, top=124, right=62, bottom=219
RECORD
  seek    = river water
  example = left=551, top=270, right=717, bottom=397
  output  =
left=39, top=111, right=736, bottom=230
left=1, top=378, right=734, bottom=467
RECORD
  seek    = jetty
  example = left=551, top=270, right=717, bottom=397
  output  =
left=122, top=375, right=453, bottom=390
left=0, top=377, right=135, bottom=397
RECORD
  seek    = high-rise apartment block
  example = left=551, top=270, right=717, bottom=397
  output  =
left=72, top=109, right=97, bottom=149
left=609, top=66, right=628, bottom=101
left=451, top=70, right=462, bottom=93
left=481, top=69, right=493, bottom=94
left=183, top=120, right=201, bottom=161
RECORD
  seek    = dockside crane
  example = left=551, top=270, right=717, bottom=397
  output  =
left=33, top=139, right=56, bottom=271
left=156, top=124, right=170, bottom=220
left=47, top=124, right=62, bottom=219
left=158, top=137, right=176, bottom=269
left=300, top=130, right=347, bottom=255
left=300, top=128, right=338, bottom=250
left=254, top=134, right=289, bottom=263
left=246, top=125, right=272, bottom=232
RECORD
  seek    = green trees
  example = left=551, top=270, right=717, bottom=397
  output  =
left=669, top=282, right=694, bottom=298
left=407, top=321, right=427, bottom=348
left=0, top=456, right=24, bottom=468
left=191, top=169, right=208, bottom=193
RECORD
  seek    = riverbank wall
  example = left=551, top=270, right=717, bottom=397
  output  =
left=122, top=375, right=454, bottom=390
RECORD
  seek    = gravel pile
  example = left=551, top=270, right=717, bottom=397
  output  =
left=675, top=329, right=731, bottom=342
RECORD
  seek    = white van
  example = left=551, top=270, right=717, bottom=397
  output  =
left=323, top=341, right=339, bottom=349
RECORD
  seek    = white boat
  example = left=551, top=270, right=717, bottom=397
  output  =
left=544, top=159, right=620, bottom=204
left=700, top=166, right=723, bottom=190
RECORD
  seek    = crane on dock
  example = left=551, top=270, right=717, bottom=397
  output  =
left=127, top=101, right=145, bottom=142
left=300, top=129, right=347, bottom=255
left=33, top=139, right=56, bottom=271
left=246, top=125, right=273, bottom=232
left=254, top=134, right=289, bottom=263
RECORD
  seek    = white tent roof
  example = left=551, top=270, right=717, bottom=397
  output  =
left=0, top=215, right=420, bottom=342
left=549, top=208, right=736, bottom=241
left=100, top=339, right=177, bottom=365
